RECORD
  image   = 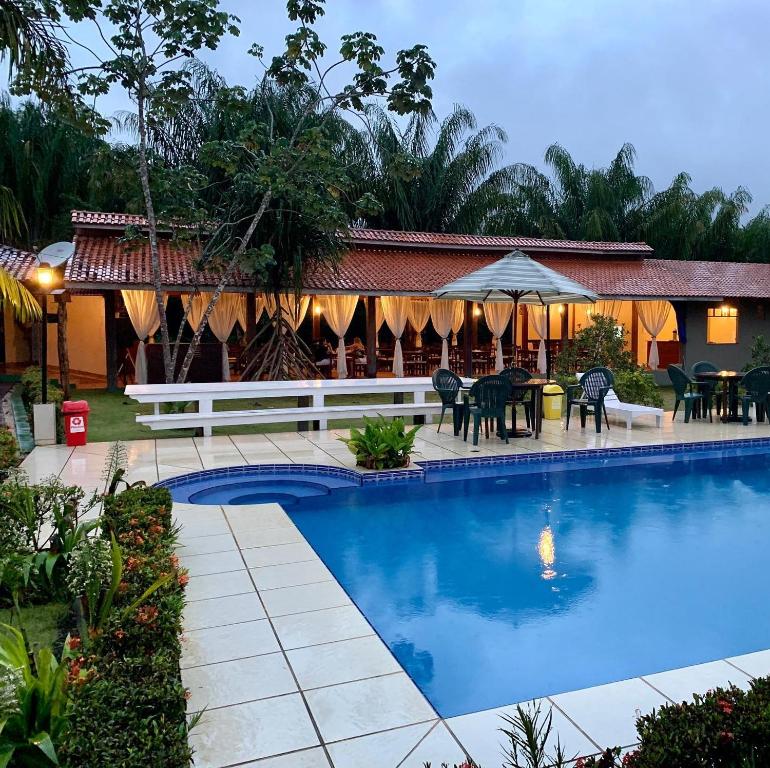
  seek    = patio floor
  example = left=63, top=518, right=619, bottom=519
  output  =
left=20, top=412, right=770, bottom=768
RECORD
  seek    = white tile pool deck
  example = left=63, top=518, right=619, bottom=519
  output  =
left=20, top=413, right=770, bottom=767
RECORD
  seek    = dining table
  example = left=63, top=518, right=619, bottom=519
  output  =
left=693, top=369, right=746, bottom=423
left=460, top=378, right=555, bottom=440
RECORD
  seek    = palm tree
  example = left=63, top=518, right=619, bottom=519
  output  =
left=351, top=105, right=516, bottom=233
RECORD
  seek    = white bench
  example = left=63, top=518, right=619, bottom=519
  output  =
left=125, top=378, right=469, bottom=436
left=572, top=375, right=663, bottom=429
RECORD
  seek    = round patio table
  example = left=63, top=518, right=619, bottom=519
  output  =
left=694, top=370, right=745, bottom=423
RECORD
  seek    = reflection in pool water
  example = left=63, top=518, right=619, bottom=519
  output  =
left=288, top=450, right=770, bottom=717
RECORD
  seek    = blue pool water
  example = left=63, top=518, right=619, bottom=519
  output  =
left=284, top=449, right=770, bottom=717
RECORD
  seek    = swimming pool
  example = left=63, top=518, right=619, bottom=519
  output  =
left=166, top=443, right=770, bottom=718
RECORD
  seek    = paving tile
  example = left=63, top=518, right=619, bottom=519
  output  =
left=727, top=649, right=770, bottom=678
left=326, top=722, right=434, bottom=768
left=182, top=619, right=278, bottom=668
left=176, top=533, right=236, bottom=557
left=272, top=605, right=375, bottom=650
left=225, top=506, right=294, bottom=532
left=287, top=635, right=401, bottom=690
left=643, top=660, right=752, bottom=703
left=182, top=652, right=297, bottom=712
left=400, top=722, right=467, bottom=767
left=186, top=570, right=254, bottom=602
left=189, top=694, right=319, bottom=768
left=550, top=677, right=670, bottom=749
left=304, top=672, right=436, bottom=742
left=183, top=592, right=265, bottom=631
left=177, top=517, right=231, bottom=539
left=242, top=541, right=317, bottom=567
left=250, top=560, right=333, bottom=591
left=180, top=550, right=245, bottom=577
left=260, top=581, right=351, bottom=617
left=239, top=747, right=331, bottom=768
left=236, top=527, right=304, bottom=549
left=447, top=699, right=599, bottom=766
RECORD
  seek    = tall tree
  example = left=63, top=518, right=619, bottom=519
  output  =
left=351, top=105, right=514, bottom=233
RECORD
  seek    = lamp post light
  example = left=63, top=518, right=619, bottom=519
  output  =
left=36, top=261, right=53, bottom=404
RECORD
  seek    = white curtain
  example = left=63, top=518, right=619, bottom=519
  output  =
left=408, top=298, right=431, bottom=348
left=450, top=302, right=464, bottom=346
left=483, top=302, right=513, bottom=372
left=431, top=299, right=462, bottom=369
left=122, top=290, right=161, bottom=385
left=264, top=294, right=311, bottom=331
left=206, top=293, right=241, bottom=381
left=237, top=294, right=265, bottom=333
left=636, top=300, right=671, bottom=370
left=593, top=300, right=622, bottom=320
left=381, top=296, right=410, bottom=376
left=321, top=295, right=359, bottom=378
left=528, top=305, right=548, bottom=374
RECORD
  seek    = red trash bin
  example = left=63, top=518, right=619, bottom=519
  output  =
left=62, top=400, right=90, bottom=447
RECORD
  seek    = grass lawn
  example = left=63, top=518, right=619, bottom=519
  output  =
left=79, top=385, right=677, bottom=443
left=0, top=602, right=70, bottom=654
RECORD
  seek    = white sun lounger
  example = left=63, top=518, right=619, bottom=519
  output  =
left=574, top=374, right=663, bottom=429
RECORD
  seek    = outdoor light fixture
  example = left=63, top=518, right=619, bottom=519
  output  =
left=313, top=304, right=322, bottom=316
left=558, top=305, right=565, bottom=314
left=37, top=262, right=53, bottom=288
left=472, top=305, right=482, bottom=317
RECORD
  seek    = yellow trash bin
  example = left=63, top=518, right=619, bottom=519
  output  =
left=542, top=384, right=564, bottom=419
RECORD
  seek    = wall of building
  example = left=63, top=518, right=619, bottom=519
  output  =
left=683, top=299, right=770, bottom=371
left=46, top=295, right=106, bottom=375
left=3, top=304, right=31, bottom=363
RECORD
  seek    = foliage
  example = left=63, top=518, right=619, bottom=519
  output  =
left=613, top=369, right=663, bottom=408
left=339, top=415, right=421, bottom=469
left=499, top=701, right=570, bottom=768
left=66, top=537, right=113, bottom=623
left=0, top=623, right=72, bottom=767
left=0, top=430, right=18, bottom=476
left=745, top=334, right=770, bottom=370
left=20, top=367, right=64, bottom=411
left=623, top=679, right=770, bottom=767
left=352, top=105, right=515, bottom=233
left=554, top=315, right=635, bottom=376
left=62, top=485, right=190, bottom=766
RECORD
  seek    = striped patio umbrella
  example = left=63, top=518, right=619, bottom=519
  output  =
left=432, top=250, right=598, bottom=373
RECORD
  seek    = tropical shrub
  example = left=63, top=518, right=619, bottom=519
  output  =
left=0, top=430, right=18, bottom=477
left=622, top=679, right=770, bottom=767
left=339, top=415, right=421, bottom=469
left=61, top=486, right=191, bottom=767
left=613, top=369, right=663, bottom=408
left=555, top=315, right=636, bottom=375
left=745, top=334, right=770, bottom=370
left=20, top=367, right=64, bottom=411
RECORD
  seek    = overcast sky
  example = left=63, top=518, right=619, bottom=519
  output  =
left=66, top=0, right=769, bottom=215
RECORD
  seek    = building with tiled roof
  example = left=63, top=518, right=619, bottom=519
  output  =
left=3, top=209, right=770, bottom=383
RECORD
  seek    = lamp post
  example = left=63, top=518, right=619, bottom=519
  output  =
left=36, top=261, right=53, bottom=404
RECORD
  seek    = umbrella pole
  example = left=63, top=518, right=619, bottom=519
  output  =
left=546, top=304, right=551, bottom=380
left=513, top=299, right=518, bottom=367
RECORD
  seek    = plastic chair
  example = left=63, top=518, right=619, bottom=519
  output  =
left=431, top=368, right=464, bottom=435
left=668, top=364, right=707, bottom=423
left=739, top=366, right=770, bottom=425
left=566, top=367, right=614, bottom=433
left=691, top=360, right=722, bottom=418
left=463, top=375, right=512, bottom=446
left=500, top=366, right=533, bottom=428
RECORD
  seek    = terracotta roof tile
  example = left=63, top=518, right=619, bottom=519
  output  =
left=71, top=210, right=149, bottom=228
left=347, top=228, right=654, bottom=254
left=61, top=233, right=770, bottom=299
left=0, top=245, right=37, bottom=281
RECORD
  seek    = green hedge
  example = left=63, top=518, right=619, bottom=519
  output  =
left=61, top=487, right=192, bottom=767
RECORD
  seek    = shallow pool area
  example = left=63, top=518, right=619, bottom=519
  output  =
left=161, top=442, right=770, bottom=719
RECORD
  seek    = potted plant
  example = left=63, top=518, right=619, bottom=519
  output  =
left=339, top=415, right=421, bottom=470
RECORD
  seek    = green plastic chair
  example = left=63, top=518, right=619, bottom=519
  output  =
left=691, top=360, right=722, bottom=418
left=565, top=367, right=614, bottom=433
left=499, top=366, right=533, bottom=428
left=463, top=375, right=512, bottom=446
left=668, top=364, right=707, bottom=423
left=431, top=368, right=464, bottom=434
left=739, top=366, right=770, bottom=425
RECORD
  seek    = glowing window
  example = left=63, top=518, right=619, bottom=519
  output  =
left=707, top=306, right=738, bottom=344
